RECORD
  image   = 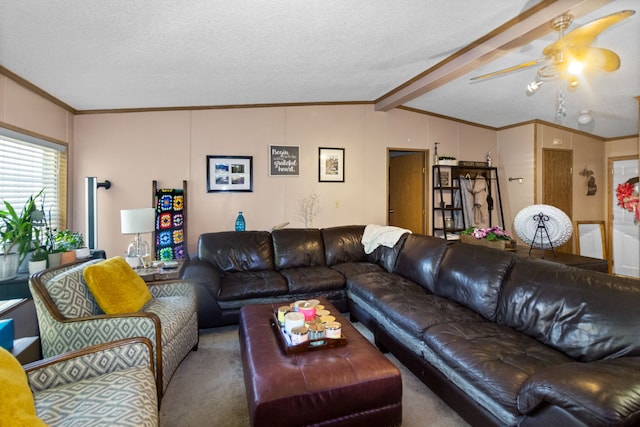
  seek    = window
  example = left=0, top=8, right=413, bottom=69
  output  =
left=0, top=127, right=67, bottom=235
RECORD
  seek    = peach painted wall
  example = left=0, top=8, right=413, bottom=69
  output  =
left=73, top=106, right=496, bottom=258
left=497, top=124, right=535, bottom=245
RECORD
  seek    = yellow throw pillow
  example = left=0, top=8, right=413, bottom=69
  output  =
left=83, top=257, right=152, bottom=314
left=0, top=347, right=48, bottom=426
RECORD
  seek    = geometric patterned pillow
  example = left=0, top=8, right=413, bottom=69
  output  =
left=44, top=260, right=104, bottom=318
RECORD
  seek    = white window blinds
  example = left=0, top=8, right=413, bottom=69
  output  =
left=0, top=129, right=67, bottom=232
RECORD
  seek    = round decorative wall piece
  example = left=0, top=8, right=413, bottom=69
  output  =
left=513, top=204, right=572, bottom=249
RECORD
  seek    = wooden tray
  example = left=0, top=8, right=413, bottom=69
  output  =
left=270, top=315, right=347, bottom=355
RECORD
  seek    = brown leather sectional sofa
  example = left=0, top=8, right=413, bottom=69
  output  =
left=181, top=225, right=640, bottom=427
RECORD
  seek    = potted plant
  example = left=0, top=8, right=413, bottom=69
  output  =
left=29, top=246, right=49, bottom=275
left=437, top=156, right=458, bottom=166
left=54, top=229, right=85, bottom=264
left=0, top=192, right=40, bottom=281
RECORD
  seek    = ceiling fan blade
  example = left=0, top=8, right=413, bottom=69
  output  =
left=470, top=58, right=544, bottom=81
left=543, top=10, right=635, bottom=55
left=580, top=47, right=621, bottom=72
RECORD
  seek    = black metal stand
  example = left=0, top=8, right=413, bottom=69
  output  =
left=528, top=212, right=556, bottom=258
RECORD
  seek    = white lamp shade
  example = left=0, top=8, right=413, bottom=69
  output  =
left=120, top=208, right=156, bottom=234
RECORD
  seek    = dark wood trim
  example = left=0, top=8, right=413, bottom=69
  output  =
left=0, top=66, right=76, bottom=113
left=74, top=100, right=373, bottom=115
left=0, top=120, right=70, bottom=148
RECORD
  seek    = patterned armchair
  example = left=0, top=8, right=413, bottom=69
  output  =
left=25, top=337, right=158, bottom=426
left=29, top=259, right=198, bottom=399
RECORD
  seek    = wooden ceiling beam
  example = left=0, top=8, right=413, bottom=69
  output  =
left=374, top=0, right=612, bottom=112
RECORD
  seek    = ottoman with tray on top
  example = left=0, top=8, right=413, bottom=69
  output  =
left=239, top=297, right=402, bottom=427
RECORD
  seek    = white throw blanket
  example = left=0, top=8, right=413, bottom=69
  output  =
left=362, top=224, right=412, bottom=254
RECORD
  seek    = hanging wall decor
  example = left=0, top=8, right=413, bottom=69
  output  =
left=269, top=145, right=299, bottom=176
left=318, top=147, right=344, bottom=182
left=207, top=155, right=253, bottom=192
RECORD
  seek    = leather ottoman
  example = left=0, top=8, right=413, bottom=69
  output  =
left=239, top=298, right=402, bottom=427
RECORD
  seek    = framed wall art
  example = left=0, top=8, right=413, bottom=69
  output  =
left=206, top=155, right=253, bottom=192
left=318, top=147, right=344, bottom=182
left=269, top=145, right=300, bottom=176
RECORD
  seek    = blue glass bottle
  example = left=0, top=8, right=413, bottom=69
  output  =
left=235, top=211, right=246, bottom=231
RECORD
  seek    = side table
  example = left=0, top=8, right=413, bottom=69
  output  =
left=136, top=260, right=185, bottom=283
left=12, top=336, right=40, bottom=365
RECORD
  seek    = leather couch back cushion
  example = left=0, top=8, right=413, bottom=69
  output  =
left=272, top=228, right=326, bottom=270
left=368, top=233, right=409, bottom=273
left=321, top=225, right=366, bottom=266
left=497, top=259, right=640, bottom=362
left=393, top=235, right=448, bottom=293
left=198, top=231, right=274, bottom=273
left=435, top=244, right=516, bottom=321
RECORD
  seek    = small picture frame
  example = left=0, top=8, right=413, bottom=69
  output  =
left=318, top=147, right=345, bottom=182
left=206, top=155, right=253, bottom=192
left=269, top=145, right=300, bottom=176
left=439, top=171, right=450, bottom=187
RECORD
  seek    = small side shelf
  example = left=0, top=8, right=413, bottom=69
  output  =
left=432, top=165, right=466, bottom=240
left=431, top=164, right=505, bottom=240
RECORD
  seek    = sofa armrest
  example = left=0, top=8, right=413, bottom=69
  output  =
left=181, top=258, right=222, bottom=297
left=518, top=357, right=640, bottom=426
left=25, top=337, right=154, bottom=393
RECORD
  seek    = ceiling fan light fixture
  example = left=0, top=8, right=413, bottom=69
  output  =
left=526, top=79, right=543, bottom=95
left=568, top=75, right=580, bottom=88
left=577, top=110, right=593, bottom=125
left=567, top=60, right=584, bottom=75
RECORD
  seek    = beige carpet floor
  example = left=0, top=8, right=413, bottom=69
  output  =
left=159, top=323, right=469, bottom=427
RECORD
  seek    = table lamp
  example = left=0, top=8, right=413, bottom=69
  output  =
left=120, top=208, right=155, bottom=268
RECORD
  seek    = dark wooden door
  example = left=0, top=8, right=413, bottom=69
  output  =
left=388, top=151, right=426, bottom=234
left=543, top=148, right=573, bottom=253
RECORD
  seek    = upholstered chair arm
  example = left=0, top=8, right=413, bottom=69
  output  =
left=147, top=280, right=196, bottom=299
left=517, top=357, right=640, bottom=426
left=36, top=311, right=160, bottom=360
left=24, top=337, right=154, bottom=393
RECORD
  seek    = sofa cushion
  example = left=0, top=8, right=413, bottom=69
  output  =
left=497, top=259, right=640, bottom=362
left=0, top=347, right=47, bottom=426
left=198, top=231, right=275, bottom=273
left=43, top=260, right=103, bottom=318
left=434, top=243, right=516, bottom=321
left=272, top=228, right=326, bottom=270
left=34, top=366, right=158, bottom=427
left=331, top=261, right=384, bottom=279
left=367, top=232, right=410, bottom=273
left=217, top=271, right=288, bottom=301
left=347, top=273, right=483, bottom=339
left=83, top=257, right=153, bottom=315
left=321, top=225, right=367, bottom=266
left=393, top=234, right=447, bottom=291
left=423, top=321, right=571, bottom=423
left=280, top=266, right=345, bottom=293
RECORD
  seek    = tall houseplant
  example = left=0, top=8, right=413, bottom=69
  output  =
left=0, top=192, right=41, bottom=280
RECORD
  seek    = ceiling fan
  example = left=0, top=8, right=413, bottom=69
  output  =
left=470, top=9, right=635, bottom=94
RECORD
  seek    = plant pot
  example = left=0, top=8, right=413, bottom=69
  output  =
left=0, top=254, right=19, bottom=282
left=28, top=259, right=48, bottom=275
left=75, top=247, right=91, bottom=259
left=60, top=251, right=77, bottom=265
left=48, top=252, right=62, bottom=268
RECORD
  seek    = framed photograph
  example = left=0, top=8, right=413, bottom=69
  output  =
left=206, top=155, right=253, bottom=192
left=318, top=147, right=345, bottom=182
left=269, top=145, right=300, bottom=176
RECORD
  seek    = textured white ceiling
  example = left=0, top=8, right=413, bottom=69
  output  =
left=0, top=0, right=637, bottom=138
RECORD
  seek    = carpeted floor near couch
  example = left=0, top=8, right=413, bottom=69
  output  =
left=159, top=322, right=469, bottom=427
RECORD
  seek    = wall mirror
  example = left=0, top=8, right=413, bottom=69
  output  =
left=575, top=221, right=606, bottom=259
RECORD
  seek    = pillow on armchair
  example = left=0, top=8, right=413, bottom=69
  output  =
left=0, top=347, right=48, bottom=426
left=83, top=256, right=152, bottom=314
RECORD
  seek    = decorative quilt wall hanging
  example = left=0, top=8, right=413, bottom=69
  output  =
left=154, top=188, right=186, bottom=260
